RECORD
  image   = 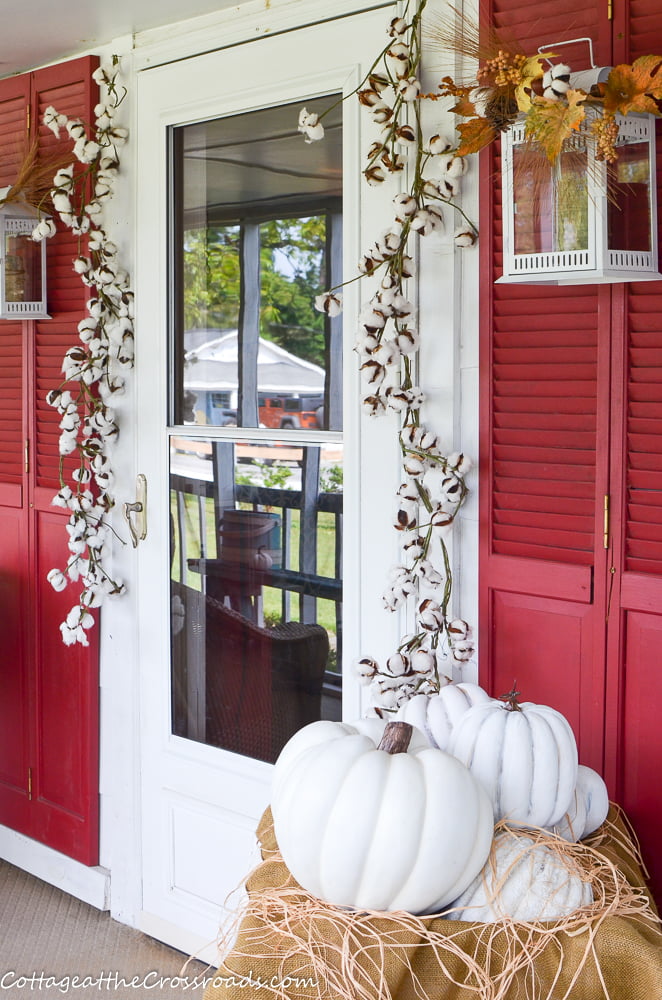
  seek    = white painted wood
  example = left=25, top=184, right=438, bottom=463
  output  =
left=135, top=7, right=396, bottom=957
left=0, top=825, right=110, bottom=910
left=134, top=0, right=395, bottom=71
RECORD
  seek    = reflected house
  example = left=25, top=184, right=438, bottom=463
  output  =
left=172, top=328, right=341, bottom=762
left=183, top=330, right=326, bottom=426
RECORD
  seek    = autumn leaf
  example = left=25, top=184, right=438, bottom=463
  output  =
left=455, top=117, right=498, bottom=156
left=603, top=55, right=662, bottom=116
left=515, top=54, right=554, bottom=112
left=451, top=93, right=478, bottom=118
left=525, top=90, right=587, bottom=162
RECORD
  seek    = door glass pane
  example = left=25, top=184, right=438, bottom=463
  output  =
left=169, top=97, right=343, bottom=762
left=170, top=437, right=343, bottom=762
left=172, top=97, right=342, bottom=431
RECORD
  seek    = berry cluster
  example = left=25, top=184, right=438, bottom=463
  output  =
left=592, top=113, right=619, bottom=163
left=476, top=51, right=527, bottom=89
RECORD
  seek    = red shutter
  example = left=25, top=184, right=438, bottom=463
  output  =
left=481, top=0, right=662, bottom=902
left=479, top=6, right=608, bottom=756
left=0, top=56, right=100, bottom=865
left=609, top=0, right=662, bottom=902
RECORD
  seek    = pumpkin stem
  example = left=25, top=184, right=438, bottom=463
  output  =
left=377, top=721, right=413, bottom=753
left=500, top=685, right=523, bottom=712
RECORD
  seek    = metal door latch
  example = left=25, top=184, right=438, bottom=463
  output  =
left=123, top=474, right=147, bottom=548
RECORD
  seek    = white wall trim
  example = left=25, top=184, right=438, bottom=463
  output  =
left=0, top=825, right=110, bottom=910
left=138, top=912, right=220, bottom=967
left=134, top=0, right=394, bottom=71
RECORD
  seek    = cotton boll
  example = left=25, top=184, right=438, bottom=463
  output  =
left=542, top=63, right=571, bottom=100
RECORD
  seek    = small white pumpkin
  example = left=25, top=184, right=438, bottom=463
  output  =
left=449, top=688, right=578, bottom=828
left=551, top=764, right=609, bottom=842
left=396, top=682, right=492, bottom=750
left=272, top=719, right=494, bottom=914
left=447, top=828, right=594, bottom=923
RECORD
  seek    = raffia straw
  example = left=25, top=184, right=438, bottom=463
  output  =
left=214, top=819, right=661, bottom=1000
left=589, top=803, right=650, bottom=877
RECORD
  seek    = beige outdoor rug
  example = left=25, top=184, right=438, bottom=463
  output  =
left=0, top=859, right=213, bottom=998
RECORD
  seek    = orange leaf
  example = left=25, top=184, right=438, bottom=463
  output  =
left=451, top=93, right=478, bottom=118
left=603, top=55, right=662, bottom=116
left=525, top=91, right=586, bottom=162
left=455, top=117, right=497, bottom=156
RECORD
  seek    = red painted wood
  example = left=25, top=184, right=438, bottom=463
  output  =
left=619, top=612, right=662, bottom=900
left=0, top=56, right=99, bottom=865
left=485, top=554, right=592, bottom=603
left=33, top=510, right=99, bottom=863
left=0, top=506, right=30, bottom=833
left=489, top=590, right=594, bottom=747
left=481, top=0, right=662, bottom=904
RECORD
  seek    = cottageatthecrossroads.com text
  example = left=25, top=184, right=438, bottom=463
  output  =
left=0, top=971, right=318, bottom=992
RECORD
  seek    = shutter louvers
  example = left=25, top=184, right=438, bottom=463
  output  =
left=0, top=80, right=30, bottom=189
left=34, top=321, right=81, bottom=490
left=623, top=0, right=662, bottom=577
left=0, top=324, right=24, bottom=498
left=492, top=290, right=598, bottom=564
left=625, top=285, right=662, bottom=574
left=489, top=138, right=599, bottom=565
left=33, top=58, right=98, bottom=491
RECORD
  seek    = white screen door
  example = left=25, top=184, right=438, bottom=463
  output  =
left=134, top=8, right=391, bottom=959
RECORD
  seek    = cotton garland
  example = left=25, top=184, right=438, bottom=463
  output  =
left=37, top=57, right=134, bottom=647
left=301, top=0, right=477, bottom=711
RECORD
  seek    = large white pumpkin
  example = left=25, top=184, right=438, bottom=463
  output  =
left=551, top=764, right=610, bottom=842
left=396, top=682, right=492, bottom=751
left=449, top=692, right=578, bottom=828
left=447, top=829, right=594, bottom=923
left=272, top=718, right=494, bottom=914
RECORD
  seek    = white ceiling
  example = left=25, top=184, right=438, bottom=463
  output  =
left=0, top=0, right=241, bottom=77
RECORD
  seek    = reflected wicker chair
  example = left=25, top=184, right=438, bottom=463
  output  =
left=204, top=596, right=329, bottom=763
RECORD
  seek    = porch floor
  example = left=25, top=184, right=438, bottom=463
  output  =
left=0, top=859, right=212, bottom=997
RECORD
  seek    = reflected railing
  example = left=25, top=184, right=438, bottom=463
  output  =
left=169, top=437, right=342, bottom=761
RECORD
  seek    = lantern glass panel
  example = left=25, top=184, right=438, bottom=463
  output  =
left=608, top=140, right=652, bottom=253
left=513, top=143, right=589, bottom=255
left=4, top=229, right=42, bottom=303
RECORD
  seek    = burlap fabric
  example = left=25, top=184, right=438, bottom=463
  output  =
left=204, top=806, right=662, bottom=1000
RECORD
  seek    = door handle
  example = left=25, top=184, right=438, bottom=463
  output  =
left=123, top=474, right=147, bottom=548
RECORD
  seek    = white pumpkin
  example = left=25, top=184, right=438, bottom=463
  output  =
left=396, top=682, right=492, bottom=751
left=551, top=764, right=609, bottom=842
left=271, top=718, right=494, bottom=915
left=449, top=691, right=578, bottom=828
left=447, top=829, right=593, bottom=923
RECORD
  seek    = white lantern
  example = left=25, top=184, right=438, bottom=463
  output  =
left=500, top=109, right=662, bottom=285
left=0, top=195, right=49, bottom=319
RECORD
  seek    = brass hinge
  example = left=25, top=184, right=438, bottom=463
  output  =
left=24, top=439, right=30, bottom=474
left=28, top=767, right=32, bottom=801
left=607, top=0, right=613, bottom=19
left=603, top=494, right=610, bottom=549
left=26, top=103, right=31, bottom=134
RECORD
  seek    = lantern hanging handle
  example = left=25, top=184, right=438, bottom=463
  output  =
left=537, top=37, right=596, bottom=69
